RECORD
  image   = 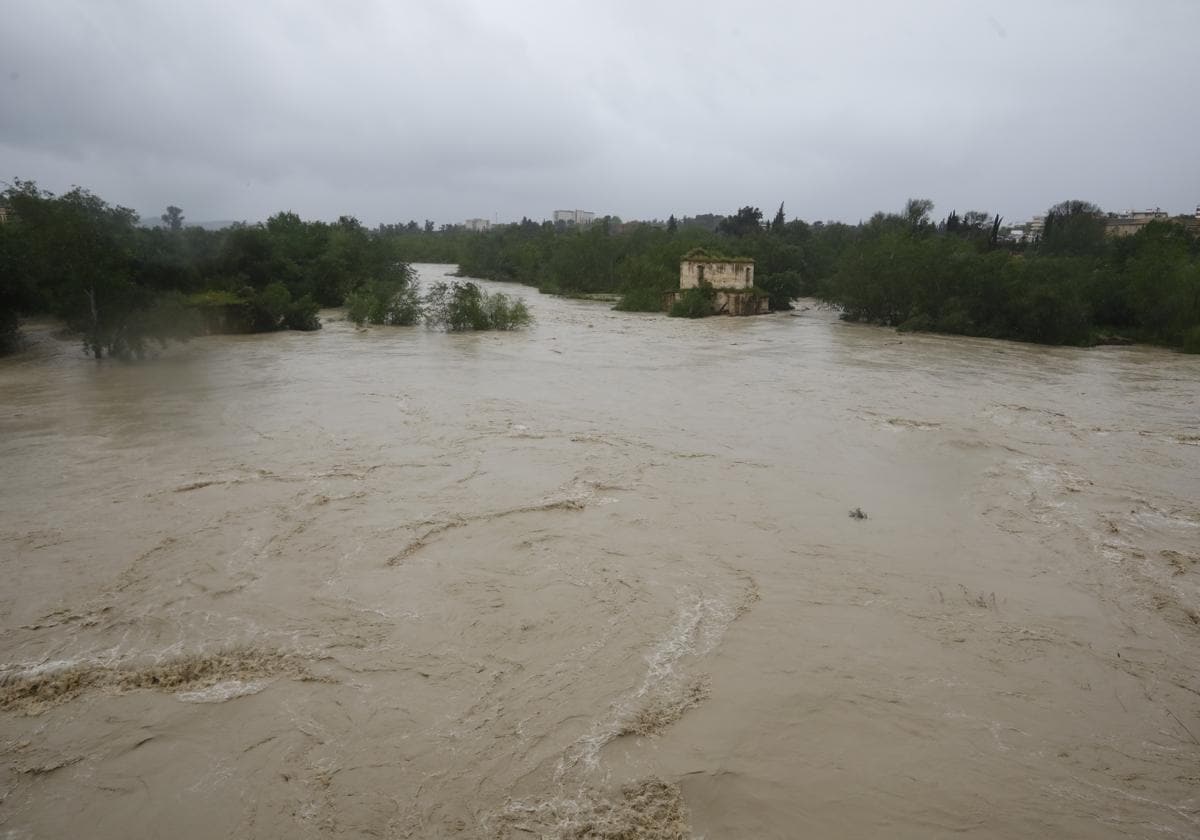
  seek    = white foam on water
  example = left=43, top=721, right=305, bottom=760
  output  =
left=557, top=591, right=737, bottom=777
left=175, top=679, right=268, bottom=704
left=0, top=657, right=93, bottom=681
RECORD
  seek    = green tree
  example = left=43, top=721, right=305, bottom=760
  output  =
left=718, top=206, right=764, bottom=237
left=161, top=205, right=185, bottom=231
left=756, top=271, right=803, bottom=310
left=422, top=281, right=530, bottom=331
left=6, top=183, right=165, bottom=357
left=345, top=272, right=422, bottom=327
left=1040, top=200, right=1106, bottom=256
left=904, top=198, right=935, bottom=230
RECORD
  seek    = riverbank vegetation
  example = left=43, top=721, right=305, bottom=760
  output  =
left=385, top=200, right=1200, bottom=352
left=0, top=180, right=396, bottom=357
left=5, top=179, right=1198, bottom=355
left=0, top=180, right=529, bottom=359
left=824, top=199, right=1200, bottom=350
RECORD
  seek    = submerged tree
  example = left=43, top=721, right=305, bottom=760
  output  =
left=345, top=267, right=422, bottom=327
left=422, top=281, right=531, bottom=331
left=5, top=182, right=179, bottom=358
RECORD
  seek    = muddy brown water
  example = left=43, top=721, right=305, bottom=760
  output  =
left=2, top=263, right=1198, bottom=838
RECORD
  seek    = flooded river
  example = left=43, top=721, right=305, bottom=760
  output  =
left=2, top=264, right=1198, bottom=838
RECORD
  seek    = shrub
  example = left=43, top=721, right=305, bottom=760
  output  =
left=935, top=305, right=973, bottom=335
left=755, top=270, right=803, bottom=310
left=668, top=286, right=715, bottom=318
left=187, top=289, right=246, bottom=308
left=613, top=287, right=666, bottom=312
left=249, top=282, right=293, bottom=331
left=283, top=295, right=321, bottom=331
left=346, top=280, right=422, bottom=326
left=422, top=281, right=532, bottom=331
left=897, top=313, right=934, bottom=333
left=484, top=291, right=531, bottom=330
left=208, top=282, right=324, bottom=333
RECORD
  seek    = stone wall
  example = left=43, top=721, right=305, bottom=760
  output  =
left=679, top=260, right=754, bottom=290
left=663, top=289, right=769, bottom=316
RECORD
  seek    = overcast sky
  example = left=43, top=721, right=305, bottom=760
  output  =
left=3, top=1, right=1198, bottom=226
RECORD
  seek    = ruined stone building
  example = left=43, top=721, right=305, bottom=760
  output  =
left=665, top=250, right=769, bottom=316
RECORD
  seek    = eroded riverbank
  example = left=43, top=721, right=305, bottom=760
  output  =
left=2, top=264, right=1198, bottom=838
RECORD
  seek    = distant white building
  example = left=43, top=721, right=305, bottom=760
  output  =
left=553, top=209, right=595, bottom=225
left=1106, top=208, right=1170, bottom=237
left=1003, top=215, right=1044, bottom=243
left=464, top=218, right=491, bottom=232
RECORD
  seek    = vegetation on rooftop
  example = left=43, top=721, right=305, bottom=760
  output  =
left=680, top=247, right=753, bottom=263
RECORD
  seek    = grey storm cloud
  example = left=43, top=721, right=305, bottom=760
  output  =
left=2, top=0, right=1198, bottom=226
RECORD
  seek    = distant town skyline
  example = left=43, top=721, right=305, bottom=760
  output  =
left=4, top=2, right=1198, bottom=227
left=145, top=202, right=1200, bottom=232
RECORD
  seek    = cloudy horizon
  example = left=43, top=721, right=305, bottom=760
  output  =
left=3, top=0, right=1198, bottom=227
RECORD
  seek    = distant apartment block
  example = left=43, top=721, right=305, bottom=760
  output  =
left=463, top=218, right=491, bottom=232
left=552, top=209, right=595, bottom=225
left=1001, top=215, right=1044, bottom=244
left=1007, top=206, right=1199, bottom=242
left=1105, top=208, right=1173, bottom=237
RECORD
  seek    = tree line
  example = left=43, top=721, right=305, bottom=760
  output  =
left=390, top=199, right=1200, bottom=352
left=5, top=180, right=1198, bottom=356
left=0, top=181, right=530, bottom=358
left=414, top=208, right=827, bottom=314
left=824, top=199, right=1200, bottom=350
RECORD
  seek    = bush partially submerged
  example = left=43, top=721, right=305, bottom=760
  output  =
left=348, top=279, right=532, bottom=332
left=422, top=281, right=531, bottom=331
left=755, top=270, right=804, bottom=311
left=187, top=284, right=320, bottom=334
left=249, top=282, right=321, bottom=332
left=346, top=278, right=422, bottom=326
left=614, top=287, right=667, bottom=312
left=73, top=291, right=203, bottom=360
left=668, top=286, right=715, bottom=318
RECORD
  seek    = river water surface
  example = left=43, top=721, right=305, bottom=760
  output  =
left=2, top=264, right=1198, bottom=838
